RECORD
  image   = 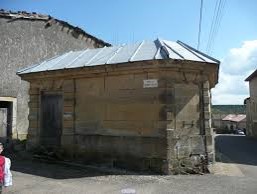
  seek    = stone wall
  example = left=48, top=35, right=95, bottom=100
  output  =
left=249, top=77, right=257, bottom=99
left=0, top=17, right=107, bottom=139
left=246, top=77, right=257, bottom=136
left=24, top=62, right=215, bottom=174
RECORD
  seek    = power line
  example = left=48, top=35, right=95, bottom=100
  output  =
left=212, top=0, right=227, bottom=52
left=206, top=0, right=222, bottom=53
left=197, top=0, right=204, bottom=50
left=206, top=0, right=227, bottom=54
left=210, top=0, right=226, bottom=54
left=206, top=0, right=219, bottom=52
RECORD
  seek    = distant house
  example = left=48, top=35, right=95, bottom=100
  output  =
left=18, top=39, right=220, bottom=174
left=221, top=114, right=246, bottom=132
left=0, top=10, right=109, bottom=143
left=211, top=105, right=246, bottom=130
left=245, top=69, right=257, bottom=136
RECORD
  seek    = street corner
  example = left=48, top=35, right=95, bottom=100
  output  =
left=209, top=162, right=244, bottom=177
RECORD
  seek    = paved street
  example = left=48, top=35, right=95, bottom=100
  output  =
left=3, top=135, right=257, bottom=194
left=215, top=134, right=257, bottom=178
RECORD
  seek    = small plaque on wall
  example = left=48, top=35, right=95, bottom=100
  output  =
left=143, top=79, right=158, bottom=88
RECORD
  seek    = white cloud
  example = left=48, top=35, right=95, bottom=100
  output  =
left=212, top=40, right=257, bottom=105
left=222, top=40, right=257, bottom=74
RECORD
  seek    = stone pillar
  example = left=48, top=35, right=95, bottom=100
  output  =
left=61, top=79, right=76, bottom=152
left=165, top=86, right=177, bottom=174
left=203, top=81, right=215, bottom=164
left=165, top=80, right=208, bottom=174
left=26, top=85, right=40, bottom=150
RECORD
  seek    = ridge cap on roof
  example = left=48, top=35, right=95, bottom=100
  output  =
left=154, top=38, right=170, bottom=59
left=0, top=9, right=111, bottom=47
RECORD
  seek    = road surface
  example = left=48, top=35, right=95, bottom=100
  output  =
left=215, top=134, right=257, bottom=178
left=3, top=135, right=257, bottom=194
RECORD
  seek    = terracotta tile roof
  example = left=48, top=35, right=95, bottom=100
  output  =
left=222, top=114, right=246, bottom=122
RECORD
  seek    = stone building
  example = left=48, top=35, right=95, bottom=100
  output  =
left=245, top=69, right=257, bottom=136
left=18, top=39, right=219, bottom=174
left=0, top=10, right=110, bottom=141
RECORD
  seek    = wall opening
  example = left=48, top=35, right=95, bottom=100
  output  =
left=0, top=101, right=13, bottom=142
left=0, top=97, right=17, bottom=142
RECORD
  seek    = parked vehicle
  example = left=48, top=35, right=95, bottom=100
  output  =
left=235, top=128, right=245, bottom=135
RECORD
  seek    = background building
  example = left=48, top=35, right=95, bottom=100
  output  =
left=221, top=114, right=246, bottom=132
left=245, top=69, right=257, bottom=136
left=212, top=105, right=246, bottom=133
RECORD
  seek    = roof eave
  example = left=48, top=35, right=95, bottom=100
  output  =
left=245, top=69, right=257, bottom=81
left=0, top=9, right=111, bottom=47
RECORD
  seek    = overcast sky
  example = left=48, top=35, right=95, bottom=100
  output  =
left=1, top=0, right=256, bottom=105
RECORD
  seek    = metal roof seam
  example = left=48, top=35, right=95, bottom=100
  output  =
left=45, top=51, right=72, bottom=71
left=85, top=46, right=106, bottom=66
left=17, top=62, right=44, bottom=74
left=17, top=53, right=63, bottom=74
left=105, top=45, right=124, bottom=64
left=177, top=40, right=220, bottom=63
left=176, top=41, right=206, bottom=62
left=162, top=41, right=184, bottom=59
left=129, top=40, right=145, bottom=62
left=17, top=61, right=43, bottom=75
left=64, top=49, right=89, bottom=69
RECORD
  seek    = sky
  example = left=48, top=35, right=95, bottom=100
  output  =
left=1, top=0, right=257, bottom=105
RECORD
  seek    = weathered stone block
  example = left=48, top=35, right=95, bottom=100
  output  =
left=27, top=128, right=38, bottom=135
left=205, top=127, right=213, bottom=135
left=205, top=134, right=213, bottom=145
left=63, top=112, right=73, bottom=121
left=61, top=135, right=74, bottom=146
left=166, top=159, right=180, bottom=174
left=62, top=128, right=74, bottom=135
left=63, top=80, right=74, bottom=92
left=203, top=81, right=210, bottom=89
left=175, top=144, right=191, bottom=159
left=190, top=136, right=205, bottom=154
left=204, top=111, right=211, bottom=119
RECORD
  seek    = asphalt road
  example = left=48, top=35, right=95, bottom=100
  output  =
left=5, top=166, right=257, bottom=194
left=215, top=134, right=257, bottom=178
left=3, top=135, right=257, bottom=194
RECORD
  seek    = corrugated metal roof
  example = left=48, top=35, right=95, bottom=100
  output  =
left=17, top=39, right=219, bottom=75
left=222, top=114, right=246, bottom=122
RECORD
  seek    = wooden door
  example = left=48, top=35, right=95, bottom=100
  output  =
left=41, top=94, right=62, bottom=146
